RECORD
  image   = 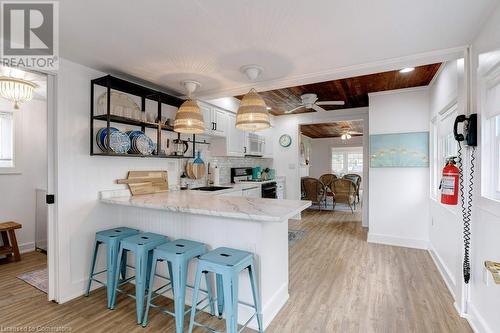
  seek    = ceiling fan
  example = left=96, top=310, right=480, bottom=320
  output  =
left=284, top=93, right=344, bottom=113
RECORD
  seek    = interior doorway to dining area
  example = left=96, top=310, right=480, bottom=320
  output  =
left=299, top=120, right=365, bottom=221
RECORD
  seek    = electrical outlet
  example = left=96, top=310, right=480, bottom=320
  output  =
left=289, top=164, right=296, bottom=170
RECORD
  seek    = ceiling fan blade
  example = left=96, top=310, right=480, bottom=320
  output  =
left=284, top=105, right=305, bottom=114
left=311, top=104, right=327, bottom=112
left=316, top=101, right=345, bottom=106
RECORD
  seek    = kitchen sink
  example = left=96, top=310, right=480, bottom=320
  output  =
left=191, top=186, right=232, bottom=192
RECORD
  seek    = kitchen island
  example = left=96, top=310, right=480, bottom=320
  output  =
left=100, top=188, right=311, bottom=330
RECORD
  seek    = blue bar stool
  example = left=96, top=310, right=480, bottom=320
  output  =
left=110, top=232, right=169, bottom=324
left=142, top=239, right=216, bottom=333
left=85, top=227, right=140, bottom=308
left=188, top=247, right=264, bottom=333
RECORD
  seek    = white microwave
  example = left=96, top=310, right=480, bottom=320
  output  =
left=245, top=133, right=265, bottom=157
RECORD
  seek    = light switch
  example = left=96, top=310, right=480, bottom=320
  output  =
left=288, top=164, right=296, bottom=170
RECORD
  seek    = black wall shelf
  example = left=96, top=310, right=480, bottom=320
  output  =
left=90, top=75, right=195, bottom=158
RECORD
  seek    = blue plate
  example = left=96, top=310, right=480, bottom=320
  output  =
left=109, top=131, right=131, bottom=154
left=96, top=127, right=119, bottom=152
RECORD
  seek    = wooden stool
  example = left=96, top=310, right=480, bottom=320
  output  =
left=0, top=221, right=22, bottom=262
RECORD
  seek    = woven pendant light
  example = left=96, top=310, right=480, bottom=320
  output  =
left=236, top=88, right=270, bottom=131
left=174, top=80, right=204, bottom=134
left=236, top=65, right=270, bottom=131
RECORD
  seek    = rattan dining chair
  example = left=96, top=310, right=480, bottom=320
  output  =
left=301, top=177, right=326, bottom=210
left=343, top=174, right=361, bottom=204
left=332, top=178, right=357, bottom=213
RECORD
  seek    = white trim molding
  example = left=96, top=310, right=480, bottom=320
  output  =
left=367, top=232, right=429, bottom=250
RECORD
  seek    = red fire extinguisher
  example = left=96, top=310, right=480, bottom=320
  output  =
left=440, top=157, right=459, bottom=205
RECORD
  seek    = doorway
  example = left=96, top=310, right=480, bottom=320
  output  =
left=0, top=66, right=53, bottom=299
left=299, top=119, right=366, bottom=222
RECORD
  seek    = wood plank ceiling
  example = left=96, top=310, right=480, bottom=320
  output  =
left=249, top=63, right=441, bottom=115
left=300, top=120, right=364, bottom=139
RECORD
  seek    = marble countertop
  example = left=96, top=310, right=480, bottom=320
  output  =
left=100, top=189, right=311, bottom=222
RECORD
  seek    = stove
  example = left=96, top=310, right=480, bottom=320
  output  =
left=231, top=167, right=277, bottom=198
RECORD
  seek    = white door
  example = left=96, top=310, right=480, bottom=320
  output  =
left=242, top=186, right=261, bottom=198
left=226, top=113, right=245, bottom=156
left=213, top=108, right=227, bottom=137
left=199, top=102, right=213, bottom=133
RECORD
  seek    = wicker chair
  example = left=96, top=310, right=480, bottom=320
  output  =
left=319, top=174, right=337, bottom=208
left=332, top=178, right=357, bottom=213
left=301, top=177, right=326, bottom=210
left=343, top=174, right=361, bottom=204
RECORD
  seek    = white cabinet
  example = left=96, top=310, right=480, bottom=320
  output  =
left=212, top=108, right=227, bottom=136
left=276, top=178, right=285, bottom=199
left=226, top=112, right=245, bottom=156
left=242, top=186, right=261, bottom=198
left=198, top=101, right=227, bottom=137
left=261, top=128, right=274, bottom=158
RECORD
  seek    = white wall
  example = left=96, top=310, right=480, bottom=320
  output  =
left=428, top=60, right=463, bottom=304
left=367, top=88, right=430, bottom=249
left=0, top=98, right=47, bottom=252
left=272, top=107, right=369, bottom=225
left=54, top=59, right=186, bottom=302
left=467, top=4, right=500, bottom=332
left=309, top=136, right=363, bottom=179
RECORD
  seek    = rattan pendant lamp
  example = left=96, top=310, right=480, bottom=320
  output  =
left=174, top=80, right=204, bottom=134
left=236, top=65, right=271, bottom=131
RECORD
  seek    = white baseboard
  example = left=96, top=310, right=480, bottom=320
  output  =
left=427, top=244, right=456, bottom=298
left=367, top=232, right=428, bottom=250
left=19, top=242, right=36, bottom=253
left=464, top=303, right=493, bottom=333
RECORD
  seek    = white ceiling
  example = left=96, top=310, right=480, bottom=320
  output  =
left=60, top=0, right=498, bottom=98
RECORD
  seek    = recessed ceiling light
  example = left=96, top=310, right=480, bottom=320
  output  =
left=266, top=107, right=271, bottom=110
left=399, top=67, right=415, bottom=73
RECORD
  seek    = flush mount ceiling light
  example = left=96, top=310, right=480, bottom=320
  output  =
left=173, top=80, right=204, bottom=134
left=399, top=67, right=415, bottom=73
left=0, top=76, right=37, bottom=109
left=236, top=65, right=271, bottom=132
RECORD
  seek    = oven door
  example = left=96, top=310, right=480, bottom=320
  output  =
left=261, top=182, right=277, bottom=199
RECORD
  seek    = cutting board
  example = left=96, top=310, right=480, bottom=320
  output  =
left=117, top=171, right=168, bottom=196
left=186, top=162, right=205, bottom=179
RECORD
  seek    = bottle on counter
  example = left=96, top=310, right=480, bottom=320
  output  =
left=180, top=172, right=188, bottom=189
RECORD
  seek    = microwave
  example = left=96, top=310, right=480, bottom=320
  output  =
left=245, top=133, right=265, bottom=157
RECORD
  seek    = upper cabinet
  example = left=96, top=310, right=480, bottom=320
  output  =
left=226, top=112, right=246, bottom=156
left=198, top=101, right=227, bottom=137
left=261, top=127, right=274, bottom=158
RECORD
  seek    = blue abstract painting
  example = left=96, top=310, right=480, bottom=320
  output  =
left=370, top=132, right=429, bottom=168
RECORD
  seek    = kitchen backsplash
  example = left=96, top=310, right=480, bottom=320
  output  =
left=210, top=156, right=273, bottom=184
left=181, top=155, right=273, bottom=188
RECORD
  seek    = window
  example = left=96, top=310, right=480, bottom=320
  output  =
left=331, top=147, right=363, bottom=176
left=0, top=112, right=13, bottom=168
left=481, top=61, right=500, bottom=201
left=331, top=152, right=344, bottom=174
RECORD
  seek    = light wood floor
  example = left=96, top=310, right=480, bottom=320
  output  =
left=0, top=209, right=471, bottom=333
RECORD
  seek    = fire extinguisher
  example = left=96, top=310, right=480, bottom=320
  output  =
left=440, top=157, right=459, bottom=205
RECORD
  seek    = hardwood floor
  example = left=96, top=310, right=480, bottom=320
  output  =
left=0, top=209, right=471, bottom=333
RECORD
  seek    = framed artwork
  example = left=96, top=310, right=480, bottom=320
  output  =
left=370, top=131, right=429, bottom=168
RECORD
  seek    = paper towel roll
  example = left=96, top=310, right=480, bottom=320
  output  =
left=212, top=166, right=220, bottom=186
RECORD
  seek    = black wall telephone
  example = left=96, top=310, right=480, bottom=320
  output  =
left=453, top=113, right=477, bottom=146
left=452, top=113, right=477, bottom=284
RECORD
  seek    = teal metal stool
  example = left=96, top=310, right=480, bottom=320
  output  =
left=110, top=232, right=169, bottom=324
left=85, top=227, right=140, bottom=308
left=142, top=239, right=216, bottom=333
left=188, top=247, right=264, bottom=333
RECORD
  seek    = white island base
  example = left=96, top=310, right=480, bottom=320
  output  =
left=100, top=190, right=311, bottom=330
